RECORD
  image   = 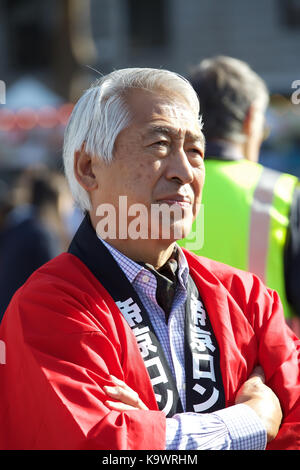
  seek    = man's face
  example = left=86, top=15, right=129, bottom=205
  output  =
left=91, top=88, right=205, bottom=242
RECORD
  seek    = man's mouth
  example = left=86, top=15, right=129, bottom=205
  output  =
left=155, top=195, right=192, bottom=208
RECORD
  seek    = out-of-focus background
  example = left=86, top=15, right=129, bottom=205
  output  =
left=1, top=0, right=300, bottom=179
left=0, top=0, right=299, bottom=316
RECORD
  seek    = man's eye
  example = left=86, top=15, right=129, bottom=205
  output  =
left=189, top=148, right=203, bottom=157
left=155, top=141, right=169, bottom=147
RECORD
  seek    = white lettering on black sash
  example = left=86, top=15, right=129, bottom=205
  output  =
left=67, top=215, right=185, bottom=417
left=116, top=297, right=143, bottom=326
left=116, top=288, right=225, bottom=415
left=133, top=326, right=158, bottom=357
left=189, top=293, right=220, bottom=412
left=116, top=297, right=174, bottom=415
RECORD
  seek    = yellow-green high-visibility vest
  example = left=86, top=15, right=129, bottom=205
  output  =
left=179, top=159, right=298, bottom=318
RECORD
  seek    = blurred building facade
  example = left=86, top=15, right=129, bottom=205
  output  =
left=1, top=0, right=300, bottom=97
left=0, top=0, right=300, bottom=176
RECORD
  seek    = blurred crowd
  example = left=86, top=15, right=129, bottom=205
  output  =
left=0, top=166, right=81, bottom=319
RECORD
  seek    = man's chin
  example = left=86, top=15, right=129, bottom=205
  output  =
left=153, top=221, right=192, bottom=242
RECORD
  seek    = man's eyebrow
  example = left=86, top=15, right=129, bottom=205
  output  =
left=146, top=125, right=203, bottom=143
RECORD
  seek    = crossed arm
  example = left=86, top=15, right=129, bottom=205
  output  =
left=104, top=366, right=282, bottom=444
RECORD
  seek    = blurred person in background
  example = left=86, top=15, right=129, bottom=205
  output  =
left=0, top=179, right=12, bottom=228
left=0, top=178, right=13, bottom=249
left=0, top=167, right=72, bottom=320
left=179, top=56, right=300, bottom=334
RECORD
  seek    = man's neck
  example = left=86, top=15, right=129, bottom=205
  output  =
left=89, top=210, right=177, bottom=269
left=205, top=139, right=245, bottom=161
left=100, top=238, right=176, bottom=270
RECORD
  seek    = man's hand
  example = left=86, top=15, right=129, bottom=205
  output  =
left=235, top=366, right=282, bottom=442
left=103, top=375, right=149, bottom=411
left=104, top=367, right=283, bottom=444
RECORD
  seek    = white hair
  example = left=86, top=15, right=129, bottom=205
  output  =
left=63, top=67, right=201, bottom=211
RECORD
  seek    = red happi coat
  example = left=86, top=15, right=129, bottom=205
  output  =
left=0, top=249, right=299, bottom=450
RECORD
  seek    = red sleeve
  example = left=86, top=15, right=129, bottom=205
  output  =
left=221, top=270, right=300, bottom=450
left=251, top=285, right=300, bottom=450
left=185, top=250, right=300, bottom=450
left=0, top=265, right=166, bottom=450
left=227, top=269, right=300, bottom=450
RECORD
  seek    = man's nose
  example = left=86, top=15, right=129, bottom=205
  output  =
left=165, top=147, right=194, bottom=184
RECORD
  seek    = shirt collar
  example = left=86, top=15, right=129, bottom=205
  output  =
left=99, top=237, right=189, bottom=288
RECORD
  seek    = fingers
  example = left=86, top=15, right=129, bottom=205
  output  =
left=110, top=375, right=136, bottom=392
left=103, top=375, right=148, bottom=411
left=103, top=385, right=140, bottom=407
left=104, top=400, right=141, bottom=412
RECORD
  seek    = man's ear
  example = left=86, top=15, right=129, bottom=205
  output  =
left=74, top=144, right=98, bottom=192
left=243, top=105, right=255, bottom=138
left=242, top=105, right=264, bottom=163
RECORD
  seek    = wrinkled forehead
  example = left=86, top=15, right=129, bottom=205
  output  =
left=158, top=102, right=198, bottom=121
left=125, top=88, right=202, bottom=135
left=147, top=100, right=204, bottom=147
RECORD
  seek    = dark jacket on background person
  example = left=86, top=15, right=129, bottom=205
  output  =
left=0, top=205, right=62, bottom=319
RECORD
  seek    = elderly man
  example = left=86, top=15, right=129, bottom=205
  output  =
left=0, top=68, right=299, bottom=450
left=179, top=56, right=300, bottom=332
